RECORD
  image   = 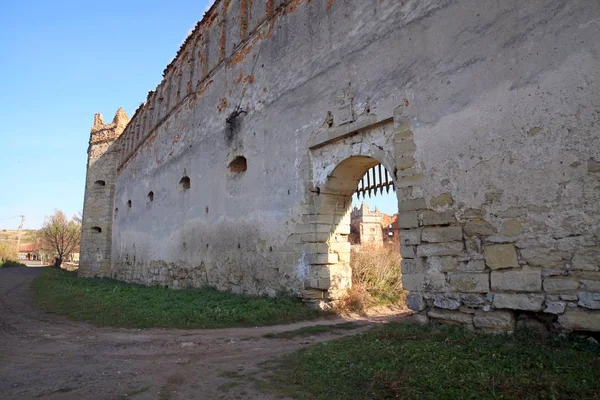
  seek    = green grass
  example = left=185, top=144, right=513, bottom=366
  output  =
left=0, top=260, right=26, bottom=268
left=264, top=322, right=361, bottom=339
left=32, top=268, right=325, bottom=329
left=266, top=322, right=600, bottom=399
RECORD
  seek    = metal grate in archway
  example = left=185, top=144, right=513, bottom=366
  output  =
left=355, top=164, right=395, bottom=199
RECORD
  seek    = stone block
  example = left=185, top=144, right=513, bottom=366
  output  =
left=421, top=211, right=456, bottom=226
left=417, top=242, right=464, bottom=257
left=427, top=308, right=473, bottom=325
left=520, top=248, right=563, bottom=268
left=407, top=293, right=426, bottom=311
left=500, top=219, right=523, bottom=237
left=400, top=229, right=421, bottom=245
left=412, top=313, right=429, bottom=325
left=558, top=309, right=600, bottom=331
left=400, top=245, right=416, bottom=259
left=459, top=293, right=486, bottom=307
left=493, top=293, right=545, bottom=311
left=582, top=280, right=600, bottom=292
left=542, top=277, right=580, bottom=293
left=302, top=288, right=326, bottom=299
left=544, top=301, right=566, bottom=314
left=459, top=260, right=486, bottom=272
left=491, top=269, right=541, bottom=292
left=433, top=295, right=461, bottom=310
left=572, top=247, right=600, bottom=271
left=578, top=292, right=600, bottom=309
left=402, top=274, right=425, bottom=291
left=422, top=226, right=463, bottom=243
left=464, top=220, right=495, bottom=236
left=425, top=273, right=448, bottom=292
left=401, top=258, right=425, bottom=274
left=427, top=256, right=458, bottom=272
left=399, top=212, right=419, bottom=229
left=560, top=294, right=579, bottom=301
left=308, top=253, right=339, bottom=265
left=430, top=193, right=454, bottom=208
left=473, top=311, right=514, bottom=331
left=484, top=244, right=519, bottom=270
left=449, top=273, right=490, bottom=293
left=461, top=209, right=485, bottom=220
left=399, top=198, right=426, bottom=212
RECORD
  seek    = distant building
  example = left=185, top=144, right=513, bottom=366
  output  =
left=18, top=243, right=40, bottom=261
left=350, top=204, right=399, bottom=246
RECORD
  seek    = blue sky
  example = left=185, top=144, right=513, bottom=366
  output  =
left=0, top=0, right=396, bottom=230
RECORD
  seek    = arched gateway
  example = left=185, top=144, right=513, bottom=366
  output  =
left=80, top=0, right=600, bottom=333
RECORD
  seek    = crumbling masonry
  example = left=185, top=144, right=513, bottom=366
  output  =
left=80, top=0, right=600, bottom=332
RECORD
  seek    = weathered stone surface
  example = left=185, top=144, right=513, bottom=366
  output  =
left=500, top=219, right=523, bottom=237
left=407, top=293, right=426, bottom=311
left=425, top=273, right=448, bottom=292
left=542, top=277, right=580, bottom=293
left=464, top=220, right=495, bottom=236
left=400, top=245, right=416, bottom=259
left=428, top=308, right=473, bottom=325
left=421, top=211, right=456, bottom=226
left=520, top=248, right=563, bottom=268
left=412, top=313, right=429, bottom=325
left=558, top=310, right=600, bottom=332
left=402, top=274, right=425, bottom=291
left=543, top=301, right=566, bottom=314
left=449, top=273, right=490, bottom=293
left=400, top=229, right=422, bottom=245
left=493, top=293, right=545, bottom=311
left=484, top=244, right=519, bottom=270
left=473, top=311, right=514, bottom=331
left=572, top=248, right=600, bottom=271
left=401, top=258, right=425, bottom=274
left=399, top=213, right=419, bottom=229
left=560, top=294, right=579, bottom=301
left=459, top=260, right=486, bottom=272
left=578, top=292, right=600, bottom=309
left=417, top=242, right=464, bottom=257
left=496, top=207, right=527, bottom=218
left=433, top=295, right=460, bottom=310
left=430, top=193, right=454, bottom=208
left=460, top=293, right=486, bottom=307
left=427, top=256, right=458, bottom=272
left=491, top=269, right=541, bottom=292
left=582, top=279, right=600, bottom=292
left=589, top=159, right=600, bottom=173
left=422, top=226, right=463, bottom=243
left=399, top=198, right=427, bottom=212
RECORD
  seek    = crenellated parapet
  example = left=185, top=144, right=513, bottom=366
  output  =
left=116, top=0, right=299, bottom=170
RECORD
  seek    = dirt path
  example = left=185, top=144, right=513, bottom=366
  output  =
left=0, top=267, right=408, bottom=399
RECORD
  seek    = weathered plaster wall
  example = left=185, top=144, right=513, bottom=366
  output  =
left=99, top=0, right=599, bottom=331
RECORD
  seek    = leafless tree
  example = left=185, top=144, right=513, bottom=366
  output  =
left=38, top=210, right=81, bottom=268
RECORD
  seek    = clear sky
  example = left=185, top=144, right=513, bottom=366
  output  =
left=0, top=0, right=397, bottom=230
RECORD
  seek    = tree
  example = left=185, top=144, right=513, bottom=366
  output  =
left=38, top=210, right=81, bottom=268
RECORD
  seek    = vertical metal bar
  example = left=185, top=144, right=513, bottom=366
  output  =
left=378, top=164, right=384, bottom=195
left=385, top=169, right=390, bottom=194
left=371, top=167, right=377, bottom=197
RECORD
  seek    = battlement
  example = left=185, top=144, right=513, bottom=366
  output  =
left=116, top=0, right=300, bottom=170
left=90, top=108, right=129, bottom=147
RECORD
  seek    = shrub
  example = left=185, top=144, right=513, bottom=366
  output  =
left=337, top=244, right=405, bottom=313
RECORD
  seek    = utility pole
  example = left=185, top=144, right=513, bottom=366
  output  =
left=15, top=215, right=25, bottom=259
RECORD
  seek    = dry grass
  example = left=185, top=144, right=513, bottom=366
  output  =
left=336, top=244, right=406, bottom=313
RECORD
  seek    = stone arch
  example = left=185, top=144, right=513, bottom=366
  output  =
left=301, top=118, right=406, bottom=305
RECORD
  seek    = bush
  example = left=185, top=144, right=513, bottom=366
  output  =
left=0, top=243, right=17, bottom=263
left=0, top=260, right=26, bottom=268
left=337, top=244, right=405, bottom=313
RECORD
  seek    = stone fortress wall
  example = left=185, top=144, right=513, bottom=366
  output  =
left=80, top=0, right=600, bottom=332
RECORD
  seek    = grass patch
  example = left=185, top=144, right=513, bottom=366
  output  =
left=32, top=269, right=325, bottom=329
left=0, top=260, right=27, bottom=268
left=267, top=322, right=600, bottom=399
left=264, top=322, right=361, bottom=339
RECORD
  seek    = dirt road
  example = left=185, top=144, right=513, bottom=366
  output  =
left=0, top=267, right=407, bottom=399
